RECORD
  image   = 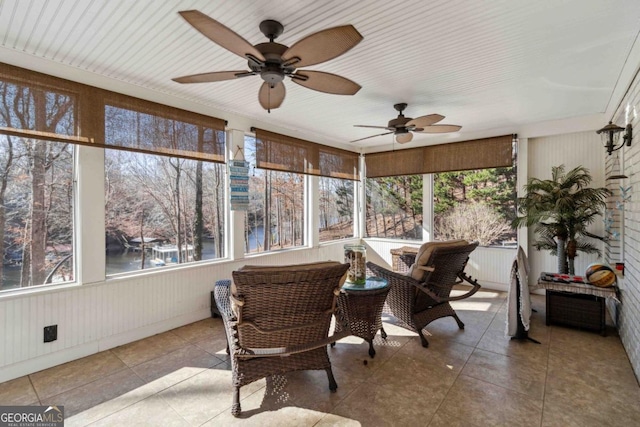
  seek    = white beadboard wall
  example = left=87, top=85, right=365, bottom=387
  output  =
left=0, top=241, right=352, bottom=383
left=609, top=67, right=640, bottom=379
left=527, top=131, right=606, bottom=287
left=365, top=239, right=515, bottom=291
left=1, top=236, right=512, bottom=383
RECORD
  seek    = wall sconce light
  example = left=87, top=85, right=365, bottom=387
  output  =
left=597, top=121, right=632, bottom=155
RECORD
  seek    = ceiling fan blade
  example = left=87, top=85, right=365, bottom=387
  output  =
left=291, top=70, right=361, bottom=95
left=406, top=114, right=445, bottom=129
left=354, top=125, right=390, bottom=129
left=282, top=25, right=363, bottom=68
left=350, top=131, right=394, bottom=143
left=259, top=81, right=286, bottom=111
left=417, top=124, right=462, bottom=134
left=172, top=70, right=251, bottom=84
left=179, top=10, right=265, bottom=62
left=395, top=133, right=413, bottom=144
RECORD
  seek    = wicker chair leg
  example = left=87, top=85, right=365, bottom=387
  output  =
left=419, top=331, right=430, bottom=348
left=326, top=367, right=338, bottom=392
left=453, top=313, right=465, bottom=329
left=231, top=387, right=241, bottom=417
left=380, top=326, right=387, bottom=339
left=367, top=339, right=376, bottom=358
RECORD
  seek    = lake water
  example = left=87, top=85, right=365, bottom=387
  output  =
left=106, top=240, right=219, bottom=275
left=1, top=227, right=268, bottom=290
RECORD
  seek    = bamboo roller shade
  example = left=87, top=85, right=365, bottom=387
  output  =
left=365, top=135, right=514, bottom=177
left=0, top=62, right=226, bottom=163
left=254, top=128, right=360, bottom=181
left=1, top=63, right=512, bottom=174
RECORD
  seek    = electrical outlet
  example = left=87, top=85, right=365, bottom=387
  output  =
left=44, top=325, right=57, bottom=343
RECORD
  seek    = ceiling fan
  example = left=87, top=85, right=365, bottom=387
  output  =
left=172, top=10, right=363, bottom=112
left=352, top=103, right=462, bottom=143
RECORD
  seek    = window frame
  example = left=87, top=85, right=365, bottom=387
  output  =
left=103, top=148, right=229, bottom=278
left=243, top=133, right=309, bottom=255
left=0, top=136, right=78, bottom=294
left=318, top=175, right=357, bottom=243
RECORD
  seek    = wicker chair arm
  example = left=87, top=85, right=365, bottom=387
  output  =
left=444, top=272, right=482, bottom=301
left=236, top=329, right=351, bottom=359
left=367, top=261, right=482, bottom=304
left=366, top=261, right=422, bottom=287
left=214, top=280, right=240, bottom=355
left=366, top=261, right=441, bottom=299
left=214, top=280, right=235, bottom=321
left=239, top=307, right=335, bottom=335
left=420, top=272, right=481, bottom=303
left=430, top=272, right=482, bottom=302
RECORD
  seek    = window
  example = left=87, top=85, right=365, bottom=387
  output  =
left=105, top=149, right=226, bottom=273
left=0, top=81, right=75, bottom=290
left=365, top=176, right=423, bottom=240
left=433, top=167, right=516, bottom=246
left=104, top=103, right=226, bottom=274
left=244, top=135, right=305, bottom=253
left=319, top=176, right=354, bottom=242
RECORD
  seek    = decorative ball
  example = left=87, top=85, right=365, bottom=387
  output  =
left=585, top=263, right=616, bottom=287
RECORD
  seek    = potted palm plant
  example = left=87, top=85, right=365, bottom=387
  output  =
left=513, top=165, right=610, bottom=275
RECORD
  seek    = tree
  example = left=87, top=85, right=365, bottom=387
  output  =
left=433, top=167, right=517, bottom=244
left=0, top=82, right=73, bottom=288
left=434, top=167, right=516, bottom=223
left=318, top=177, right=354, bottom=241
left=0, top=84, right=16, bottom=284
left=335, top=181, right=353, bottom=219
left=513, top=165, right=610, bottom=274
left=193, top=128, right=204, bottom=261
left=365, top=176, right=423, bottom=240
left=434, top=171, right=465, bottom=214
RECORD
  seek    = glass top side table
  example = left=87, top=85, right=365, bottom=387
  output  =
left=342, top=276, right=389, bottom=291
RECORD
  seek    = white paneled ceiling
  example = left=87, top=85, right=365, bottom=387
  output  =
left=1, top=0, right=639, bottom=151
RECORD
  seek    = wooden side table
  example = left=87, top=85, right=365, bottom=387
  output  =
left=533, top=274, right=619, bottom=336
left=333, top=277, right=390, bottom=357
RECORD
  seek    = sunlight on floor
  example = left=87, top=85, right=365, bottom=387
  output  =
left=453, top=301, right=494, bottom=311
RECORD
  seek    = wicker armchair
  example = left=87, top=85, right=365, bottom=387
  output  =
left=366, top=240, right=481, bottom=348
left=214, top=261, right=350, bottom=417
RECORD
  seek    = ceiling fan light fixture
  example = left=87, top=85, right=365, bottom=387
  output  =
left=260, top=67, right=284, bottom=85
left=351, top=103, right=461, bottom=144
left=396, top=132, right=413, bottom=144
left=172, top=12, right=363, bottom=111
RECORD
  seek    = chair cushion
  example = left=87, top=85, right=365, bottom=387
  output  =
left=407, top=240, right=468, bottom=281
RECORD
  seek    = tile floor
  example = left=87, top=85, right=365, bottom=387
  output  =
left=1, top=289, right=639, bottom=426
